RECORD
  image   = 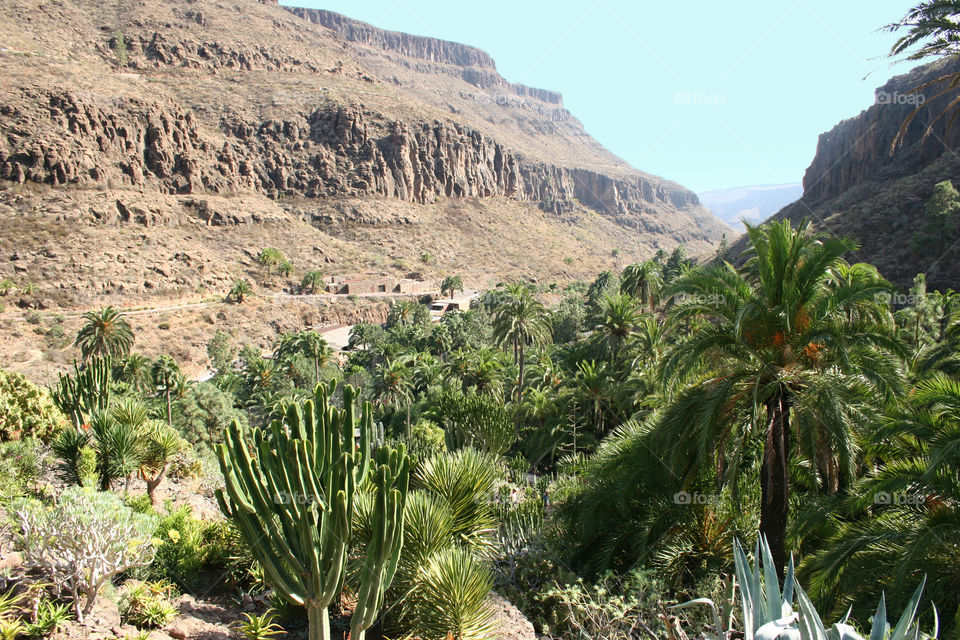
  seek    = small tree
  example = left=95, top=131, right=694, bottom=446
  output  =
left=151, top=356, right=182, bottom=428
left=441, top=275, right=464, bottom=299
left=301, top=270, right=325, bottom=294
left=15, top=488, right=157, bottom=622
left=229, top=279, right=253, bottom=303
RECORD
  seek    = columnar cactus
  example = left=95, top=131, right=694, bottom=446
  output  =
left=53, top=357, right=112, bottom=427
left=216, top=381, right=408, bottom=640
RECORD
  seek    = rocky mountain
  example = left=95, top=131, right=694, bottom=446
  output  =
left=0, top=0, right=727, bottom=310
left=743, top=57, right=960, bottom=290
left=699, top=183, right=802, bottom=231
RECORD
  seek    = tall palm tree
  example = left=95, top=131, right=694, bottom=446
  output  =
left=492, top=285, right=552, bottom=398
left=116, top=353, right=153, bottom=393
left=274, top=330, right=335, bottom=384
left=74, top=306, right=134, bottom=361
left=621, top=260, right=663, bottom=312
left=571, top=359, right=614, bottom=441
left=659, top=219, right=901, bottom=573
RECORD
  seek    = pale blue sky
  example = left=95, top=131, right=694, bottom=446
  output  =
left=284, top=1, right=917, bottom=193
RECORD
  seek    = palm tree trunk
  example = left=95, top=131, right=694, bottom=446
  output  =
left=165, top=389, right=173, bottom=428
left=517, top=343, right=525, bottom=400
left=760, top=390, right=790, bottom=577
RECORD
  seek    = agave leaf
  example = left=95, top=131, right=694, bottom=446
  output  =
left=671, top=598, right=724, bottom=637
left=927, top=602, right=938, bottom=640
left=761, top=535, right=782, bottom=623
left=783, top=554, right=795, bottom=609
left=869, top=593, right=888, bottom=640
left=827, top=623, right=865, bottom=640
left=734, top=539, right=758, bottom=640
left=757, top=616, right=800, bottom=640
left=794, top=580, right=828, bottom=640
left=890, top=577, right=926, bottom=640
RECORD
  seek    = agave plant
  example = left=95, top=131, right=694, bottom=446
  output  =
left=673, top=536, right=938, bottom=640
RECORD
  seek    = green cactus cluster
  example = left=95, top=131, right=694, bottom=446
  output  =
left=53, top=357, right=112, bottom=427
left=216, top=380, right=409, bottom=640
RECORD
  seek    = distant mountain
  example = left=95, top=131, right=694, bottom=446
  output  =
left=699, top=183, right=803, bottom=230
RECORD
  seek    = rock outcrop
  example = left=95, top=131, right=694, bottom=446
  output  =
left=0, top=92, right=703, bottom=234
left=737, top=57, right=960, bottom=290
left=803, top=57, right=960, bottom=203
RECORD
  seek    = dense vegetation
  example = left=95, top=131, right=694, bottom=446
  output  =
left=1, top=212, right=957, bottom=639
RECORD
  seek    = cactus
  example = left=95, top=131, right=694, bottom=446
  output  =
left=216, top=381, right=408, bottom=640
left=53, top=357, right=112, bottom=427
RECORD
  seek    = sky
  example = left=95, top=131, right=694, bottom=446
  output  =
left=284, top=1, right=918, bottom=193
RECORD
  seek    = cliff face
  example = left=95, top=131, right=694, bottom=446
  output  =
left=803, top=57, right=960, bottom=203
left=748, top=58, right=960, bottom=290
left=0, top=91, right=699, bottom=234
left=285, top=8, right=564, bottom=106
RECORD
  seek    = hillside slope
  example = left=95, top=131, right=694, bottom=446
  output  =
left=0, top=0, right=727, bottom=380
left=738, top=58, right=960, bottom=290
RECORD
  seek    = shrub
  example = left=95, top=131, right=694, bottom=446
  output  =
left=257, top=247, right=284, bottom=267
left=404, top=419, right=447, bottom=469
left=0, top=438, right=51, bottom=501
left=173, top=382, right=247, bottom=452
left=232, top=609, right=286, bottom=640
left=14, top=487, right=158, bottom=621
left=119, top=580, right=178, bottom=629
left=147, top=505, right=208, bottom=589
left=300, top=270, right=325, bottom=294
left=22, top=600, right=72, bottom=638
left=0, top=368, right=68, bottom=442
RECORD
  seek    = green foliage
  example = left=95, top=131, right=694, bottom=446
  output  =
left=414, top=448, right=500, bottom=554
left=0, top=438, right=50, bottom=501
left=216, top=381, right=410, bottom=640
left=74, top=306, right=134, bottom=361
left=14, top=487, right=158, bottom=621
left=300, top=270, right=325, bottom=294
left=441, top=275, right=465, bottom=298
left=119, top=581, right=177, bottom=629
left=436, top=390, right=516, bottom=455
left=257, top=247, right=284, bottom=267
left=22, top=600, right=72, bottom=638
left=404, top=419, right=447, bottom=468
left=233, top=609, right=286, bottom=640
left=173, top=381, right=246, bottom=451
left=207, top=330, right=238, bottom=374
left=113, top=30, right=127, bottom=66
left=53, top=357, right=112, bottom=427
left=229, top=279, right=254, bottom=303
left=0, top=367, right=67, bottom=441
left=403, top=547, right=496, bottom=640
left=147, top=505, right=210, bottom=588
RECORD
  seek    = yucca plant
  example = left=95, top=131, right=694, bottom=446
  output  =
left=403, top=547, right=496, bottom=640
left=674, top=536, right=938, bottom=640
left=23, top=600, right=73, bottom=638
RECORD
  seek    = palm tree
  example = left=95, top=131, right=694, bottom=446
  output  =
left=74, top=306, right=134, bottom=361
left=492, top=285, right=552, bottom=398
left=151, top=355, right=182, bottom=427
left=229, top=279, right=253, bottom=303
left=300, top=270, right=325, bottom=294
left=659, top=219, right=901, bottom=573
left=803, top=373, right=960, bottom=622
left=274, top=330, right=335, bottom=384
left=373, top=358, right=415, bottom=430
left=591, top=292, right=642, bottom=362
left=571, top=359, right=613, bottom=441
left=621, top=260, right=663, bottom=312
left=441, top=275, right=464, bottom=299
left=116, top=353, right=153, bottom=393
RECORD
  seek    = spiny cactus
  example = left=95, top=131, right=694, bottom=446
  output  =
left=216, top=381, right=408, bottom=640
left=53, top=357, right=112, bottom=427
